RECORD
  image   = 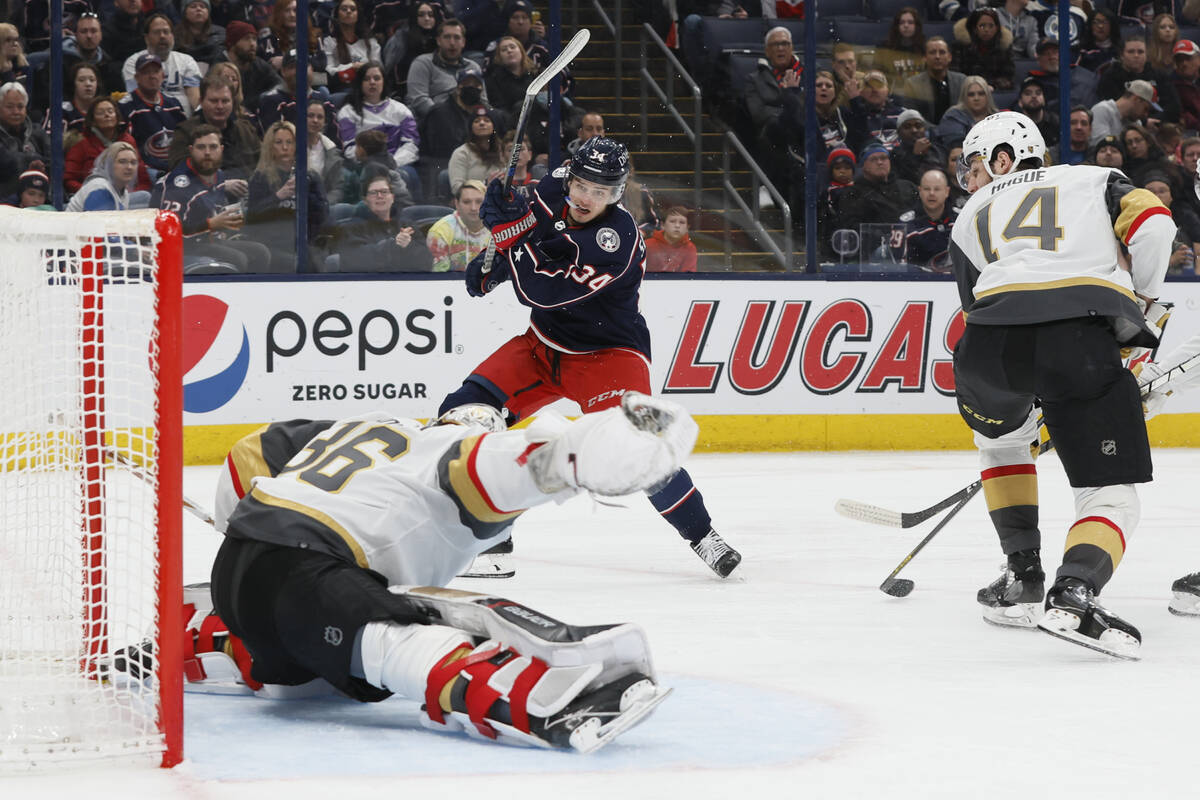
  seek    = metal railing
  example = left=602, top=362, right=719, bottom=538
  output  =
left=722, top=131, right=792, bottom=271
left=583, top=0, right=622, bottom=114
left=639, top=23, right=702, bottom=214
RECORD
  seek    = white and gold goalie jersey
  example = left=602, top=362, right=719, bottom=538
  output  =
left=949, top=164, right=1176, bottom=347
left=223, top=416, right=545, bottom=588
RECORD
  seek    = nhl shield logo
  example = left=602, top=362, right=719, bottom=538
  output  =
left=324, top=626, right=343, bottom=646
left=1101, top=439, right=1117, bottom=456
left=596, top=227, right=620, bottom=253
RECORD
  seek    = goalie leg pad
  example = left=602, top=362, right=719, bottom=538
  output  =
left=358, top=621, right=473, bottom=703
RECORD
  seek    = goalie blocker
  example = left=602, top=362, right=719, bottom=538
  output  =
left=132, top=393, right=693, bottom=752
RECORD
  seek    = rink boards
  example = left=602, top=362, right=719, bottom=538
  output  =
left=177, top=277, right=1200, bottom=462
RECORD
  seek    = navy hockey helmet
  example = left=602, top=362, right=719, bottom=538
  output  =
left=566, top=136, right=630, bottom=203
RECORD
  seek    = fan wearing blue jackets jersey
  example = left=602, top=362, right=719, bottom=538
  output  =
left=439, top=136, right=742, bottom=579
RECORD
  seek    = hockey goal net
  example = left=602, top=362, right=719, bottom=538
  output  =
left=0, top=208, right=183, bottom=770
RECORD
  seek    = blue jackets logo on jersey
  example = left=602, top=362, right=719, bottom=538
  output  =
left=183, top=294, right=250, bottom=413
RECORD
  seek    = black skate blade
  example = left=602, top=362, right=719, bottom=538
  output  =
left=1037, top=624, right=1141, bottom=661
left=881, top=578, right=913, bottom=597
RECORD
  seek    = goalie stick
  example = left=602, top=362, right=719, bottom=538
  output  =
left=480, top=28, right=590, bottom=281
left=106, top=446, right=216, bottom=527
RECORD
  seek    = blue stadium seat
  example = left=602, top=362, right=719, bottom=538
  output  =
left=778, top=18, right=836, bottom=44
left=1179, top=25, right=1200, bottom=44
left=726, top=52, right=765, bottom=94
left=702, top=17, right=770, bottom=54
left=812, top=0, right=868, bottom=17
left=866, top=0, right=921, bottom=22
left=922, top=21, right=956, bottom=42
left=992, top=89, right=1018, bottom=110
left=831, top=19, right=891, bottom=46
left=1012, top=58, right=1037, bottom=85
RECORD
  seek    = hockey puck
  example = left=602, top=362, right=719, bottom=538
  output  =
left=880, top=578, right=914, bottom=597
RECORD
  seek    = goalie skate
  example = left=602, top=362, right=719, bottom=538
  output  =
left=1037, top=579, right=1141, bottom=661
left=977, top=562, right=1044, bottom=629
left=1168, top=572, right=1200, bottom=616
left=549, top=674, right=672, bottom=754
left=458, top=539, right=515, bottom=579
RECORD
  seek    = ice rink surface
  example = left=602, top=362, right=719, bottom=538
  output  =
left=11, top=449, right=1200, bottom=799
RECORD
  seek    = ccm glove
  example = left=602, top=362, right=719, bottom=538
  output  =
left=464, top=249, right=510, bottom=297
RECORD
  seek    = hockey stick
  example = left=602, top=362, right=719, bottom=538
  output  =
left=836, top=335, right=1200, bottom=530
left=835, top=480, right=980, bottom=529
left=879, top=479, right=981, bottom=598
left=480, top=28, right=590, bottom=282
left=105, top=446, right=217, bottom=527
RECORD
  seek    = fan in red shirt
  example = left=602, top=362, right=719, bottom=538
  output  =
left=645, top=205, right=697, bottom=272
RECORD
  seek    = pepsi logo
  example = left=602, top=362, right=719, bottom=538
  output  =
left=183, top=294, right=249, bottom=413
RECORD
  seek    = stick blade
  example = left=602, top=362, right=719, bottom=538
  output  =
left=835, top=498, right=903, bottom=528
left=880, top=578, right=914, bottom=597
left=527, top=28, right=591, bottom=96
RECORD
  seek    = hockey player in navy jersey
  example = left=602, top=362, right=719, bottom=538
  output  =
left=440, top=136, right=742, bottom=579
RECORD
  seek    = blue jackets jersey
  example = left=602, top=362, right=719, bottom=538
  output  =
left=901, top=204, right=959, bottom=268
left=503, top=168, right=651, bottom=359
left=154, top=160, right=238, bottom=240
left=118, top=89, right=186, bottom=172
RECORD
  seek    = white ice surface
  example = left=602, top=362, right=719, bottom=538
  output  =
left=9, top=450, right=1200, bottom=799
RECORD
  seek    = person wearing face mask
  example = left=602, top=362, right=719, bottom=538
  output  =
left=406, top=18, right=486, bottom=122
left=420, top=67, right=503, bottom=199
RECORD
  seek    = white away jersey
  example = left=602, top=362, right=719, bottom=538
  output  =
left=949, top=164, right=1175, bottom=345
left=223, top=417, right=547, bottom=588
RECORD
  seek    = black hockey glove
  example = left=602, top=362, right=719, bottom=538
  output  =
left=465, top=249, right=510, bottom=297
left=481, top=179, right=535, bottom=252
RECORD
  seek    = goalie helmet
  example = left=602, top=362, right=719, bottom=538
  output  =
left=428, top=404, right=507, bottom=433
left=566, top=136, right=630, bottom=203
left=956, top=110, right=1046, bottom=189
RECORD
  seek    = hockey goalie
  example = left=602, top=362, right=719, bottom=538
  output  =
left=119, top=393, right=695, bottom=753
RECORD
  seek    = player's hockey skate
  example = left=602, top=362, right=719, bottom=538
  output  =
left=977, top=552, right=1044, bottom=628
left=690, top=528, right=742, bottom=578
left=1037, top=578, right=1142, bottom=660
left=539, top=672, right=672, bottom=754
left=1168, top=572, right=1200, bottom=616
left=458, top=538, right=515, bottom=579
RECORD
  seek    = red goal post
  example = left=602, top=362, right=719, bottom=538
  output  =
left=0, top=208, right=183, bottom=769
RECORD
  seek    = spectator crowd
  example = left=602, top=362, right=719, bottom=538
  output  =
left=0, top=0, right=649, bottom=274
left=665, top=0, right=1200, bottom=273
left=6, top=1, right=1200, bottom=273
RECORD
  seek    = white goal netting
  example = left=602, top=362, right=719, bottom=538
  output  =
left=0, top=208, right=181, bottom=770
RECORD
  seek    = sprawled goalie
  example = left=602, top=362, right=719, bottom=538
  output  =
left=123, top=394, right=696, bottom=753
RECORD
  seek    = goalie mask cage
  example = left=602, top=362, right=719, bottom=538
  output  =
left=0, top=208, right=183, bottom=770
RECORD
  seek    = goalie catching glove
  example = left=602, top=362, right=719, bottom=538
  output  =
left=524, top=392, right=699, bottom=496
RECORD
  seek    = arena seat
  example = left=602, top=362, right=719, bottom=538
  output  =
left=922, top=21, right=956, bottom=41
left=811, top=0, right=868, bottom=18
left=830, top=19, right=891, bottom=46
left=701, top=17, right=770, bottom=54
left=866, top=0, right=920, bottom=22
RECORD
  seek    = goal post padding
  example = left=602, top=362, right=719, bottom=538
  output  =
left=0, top=208, right=182, bottom=769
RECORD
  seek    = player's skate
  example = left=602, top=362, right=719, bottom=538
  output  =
left=977, top=551, right=1044, bottom=628
left=458, top=538, right=515, bottom=579
left=1168, top=572, right=1200, bottom=616
left=1037, top=578, right=1141, bottom=660
left=690, top=529, right=742, bottom=578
